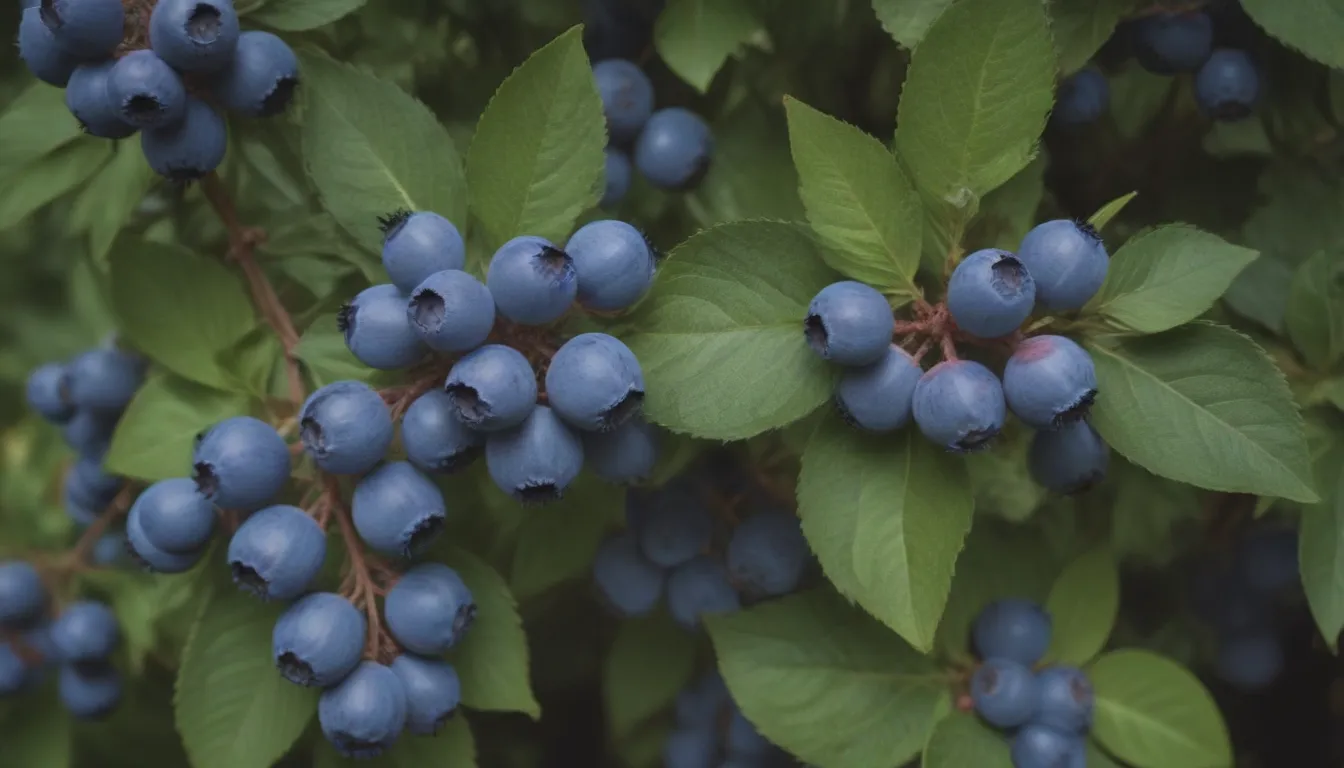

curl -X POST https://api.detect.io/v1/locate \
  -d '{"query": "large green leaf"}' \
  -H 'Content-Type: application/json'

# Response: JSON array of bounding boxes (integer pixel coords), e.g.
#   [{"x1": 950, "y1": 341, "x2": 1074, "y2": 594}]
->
[
  {"x1": 602, "y1": 614, "x2": 699, "y2": 741},
  {"x1": 922, "y1": 711, "x2": 1012, "y2": 768},
  {"x1": 654, "y1": 0, "x2": 762, "y2": 92},
  {"x1": 0, "y1": 138, "x2": 112, "y2": 230},
  {"x1": 0, "y1": 82, "x2": 85, "y2": 175},
  {"x1": 706, "y1": 590, "x2": 947, "y2": 768},
  {"x1": 510, "y1": 476, "x2": 623, "y2": 600},
  {"x1": 1, "y1": 695, "x2": 71, "y2": 768},
  {"x1": 1044, "y1": 549, "x2": 1119, "y2": 666},
  {"x1": 1285, "y1": 250, "x2": 1344, "y2": 370},
  {"x1": 1240, "y1": 0, "x2": 1344, "y2": 68},
  {"x1": 797, "y1": 418, "x2": 973, "y2": 651},
  {"x1": 625, "y1": 220, "x2": 839, "y2": 440},
  {"x1": 1086, "y1": 323, "x2": 1317, "y2": 502},
  {"x1": 104, "y1": 374, "x2": 250, "y2": 482},
  {"x1": 1051, "y1": 0, "x2": 1134, "y2": 75},
  {"x1": 312, "y1": 719, "x2": 476, "y2": 767},
  {"x1": 68, "y1": 144, "x2": 158, "y2": 265},
  {"x1": 689, "y1": 98, "x2": 804, "y2": 225},
  {"x1": 1298, "y1": 424, "x2": 1344, "y2": 650},
  {"x1": 870, "y1": 0, "x2": 955, "y2": 47},
  {"x1": 246, "y1": 0, "x2": 367, "y2": 30}
]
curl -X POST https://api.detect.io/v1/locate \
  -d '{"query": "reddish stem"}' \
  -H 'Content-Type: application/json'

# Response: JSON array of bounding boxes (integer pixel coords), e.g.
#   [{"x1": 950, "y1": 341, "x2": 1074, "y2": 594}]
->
[
  {"x1": 940, "y1": 334, "x2": 959, "y2": 362},
  {"x1": 326, "y1": 476, "x2": 394, "y2": 663},
  {"x1": 63, "y1": 485, "x2": 135, "y2": 572}
]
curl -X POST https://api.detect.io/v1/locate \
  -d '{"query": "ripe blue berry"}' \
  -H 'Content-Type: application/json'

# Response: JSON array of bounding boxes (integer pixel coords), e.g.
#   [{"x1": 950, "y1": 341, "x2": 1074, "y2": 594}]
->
[
  {"x1": 667, "y1": 556, "x2": 741, "y2": 630},
  {"x1": 50, "y1": 600, "x2": 119, "y2": 663},
  {"x1": 272, "y1": 592, "x2": 365, "y2": 688},
  {"x1": 407, "y1": 270, "x2": 496, "y2": 353},
  {"x1": 602, "y1": 147, "x2": 632, "y2": 208},
  {"x1": 379, "y1": 211, "x2": 467, "y2": 295},
  {"x1": 912, "y1": 360, "x2": 1006, "y2": 452},
  {"x1": 637, "y1": 483, "x2": 713, "y2": 568},
  {"x1": 300, "y1": 381, "x2": 394, "y2": 475},
  {"x1": 318, "y1": 661, "x2": 408, "y2": 759},
  {"x1": 58, "y1": 662, "x2": 122, "y2": 720},
  {"x1": 61, "y1": 409, "x2": 117, "y2": 458},
  {"x1": 486, "y1": 236, "x2": 578, "y2": 325},
  {"x1": 1011, "y1": 724, "x2": 1086, "y2": 768},
  {"x1": 1055, "y1": 67, "x2": 1109, "y2": 127},
  {"x1": 39, "y1": 0, "x2": 124, "y2": 58},
  {"x1": 1017, "y1": 219, "x2": 1109, "y2": 311},
  {"x1": 66, "y1": 347, "x2": 143, "y2": 413},
  {"x1": 68, "y1": 456, "x2": 121, "y2": 510},
  {"x1": 1134, "y1": 11, "x2": 1213, "y2": 74},
  {"x1": 947, "y1": 249, "x2": 1036, "y2": 339},
  {"x1": 663, "y1": 726, "x2": 717, "y2": 768},
  {"x1": 565, "y1": 220, "x2": 656, "y2": 311},
  {"x1": 593, "y1": 59, "x2": 654, "y2": 143},
  {"x1": 216, "y1": 30, "x2": 299, "y2": 116},
  {"x1": 583, "y1": 416, "x2": 660, "y2": 483},
  {"x1": 65, "y1": 61, "x2": 136, "y2": 139},
  {"x1": 384, "y1": 563, "x2": 475, "y2": 656},
  {"x1": 352, "y1": 461, "x2": 447, "y2": 558},
  {"x1": 971, "y1": 658, "x2": 1038, "y2": 728},
  {"x1": 227, "y1": 505, "x2": 327, "y2": 601},
  {"x1": 401, "y1": 390, "x2": 484, "y2": 474},
  {"x1": 92, "y1": 532, "x2": 126, "y2": 566},
  {"x1": 444, "y1": 344, "x2": 538, "y2": 432},
  {"x1": 635, "y1": 107, "x2": 714, "y2": 190},
  {"x1": 805, "y1": 281, "x2": 892, "y2": 367},
  {"x1": 973, "y1": 598, "x2": 1052, "y2": 666},
  {"x1": 0, "y1": 643, "x2": 31, "y2": 695},
  {"x1": 149, "y1": 0, "x2": 240, "y2": 73},
  {"x1": 726, "y1": 509, "x2": 808, "y2": 599},
  {"x1": 1035, "y1": 666, "x2": 1094, "y2": 733},
  {"x1": 389, "y1": 654, "x2": 461, "y2": 736},
  {"x1": 18, "y1": 8, "x2": 79, "y2": 87},
  {"x1": 140, "y1": 97, "x2": 228, "y2": 181},
  {"x1": 107, "y1": 50, "x2": 187, "y2": 129},
  {"x1": 675, "y1": 672, "x2": 728, "y2": 727},
  {"x1": 485, "y1": 405, "x2": 584, "y2": 504},
  {"x1": 1195, "y1": 49, "x2": 1260, "y2": 121},
  {"x1": 1237, "y1": 526, "x2": 1299, "y2": 596},
  {"x1": 338, "y1": 284, "x2": 427, "y2": 370},
  {"x1": 834, "y1": 344, "x2": 922, "y2": 432},
  {"x1": 1216, "y1": 629, "x2": 1283, "y2": 691},
  {"x1": 1190, "y1": 561, "x2": 1273, "y2": 633},
  {"x1": 125, "y1": 503, "x2": 204, "y2": 574},
  {"x1": 1028, "y1": 420, "x2": 1110, "y2": 494},
  {"x1": 1003, "y1": 336, "x2": 1097, "y2": 430},
  {"x1": 26, "y1": 362, "x2": 74, "y2": 424},
  {"x1": 129, "y1": 477, "x2": 216, "y2": 555},
  {"x1": 546, "y1": 333, "x2": 645, "y2": 432},
  {"x1": 0, "y1": 561, "x2": 46, "y2": 628},
  {"x1": 193, "y1": 416, "x2": 291, "y2": 511},
  {"x1": 593, "y1": 532, "x2": 665, "y2": 616}
]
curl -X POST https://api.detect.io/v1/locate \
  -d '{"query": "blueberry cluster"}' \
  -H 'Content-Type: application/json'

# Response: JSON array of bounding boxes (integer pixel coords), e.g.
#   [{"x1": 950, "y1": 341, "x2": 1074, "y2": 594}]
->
[
  {"x1": 341, "y1": 210, "x2": 661, "y2": 501},
  {"x1": 17, "y1": 0, "x2": 299, "y2": 181},
  {"x1": 592, "y1": 59, "x2": 715, "y2": 207},
  {"x1": 807, "y1": 219, "x2": 1111, "y2": 493},
  {"x1": 969, "y1": 599, "x2": 1094, "y2": 768},
  {"x1": 665, "y1": 671, "x2": 790, "y2": 768},
  {"x1": 0, "y1": 562, "x2": 124, "y2": 719}
]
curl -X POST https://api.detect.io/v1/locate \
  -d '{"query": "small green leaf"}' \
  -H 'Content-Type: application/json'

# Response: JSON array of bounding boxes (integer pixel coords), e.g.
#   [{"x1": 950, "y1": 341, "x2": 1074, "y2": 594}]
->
[
  {"x1": 313, "y1": 719, "x2": 476, "y2": 767},
  {"x1": 510, "y1": 476, "x2": 623, "y2": 600},
  {"x1": 1299, "y1": 427, "x2": 1344, "y2": 651},
  {"x1": 246, "y1": 0, "x2": 367, "y2": 29},
  {"x1": 1285, "y1": 250, "x2": 1344, "y2": 370},
  {"x1": 1088, "y1": 649, "x2": 1233, "y2": 768},
  {"x1": 0, "y1": 138, "x2": 112, "y2": 230},
  {"x1": 870, "y1": 0, "x2": 955, "y2": 47},
  {"x1": 922, "y1": 711, "x2": 1012, "y2": 768},
  {"x1": 1051, "y1": 0, "x2": 1134, "y2": 75},
  {"x1": 1087, "y1": 191, "x2": 1137, "y2": 231},
  {"x1": 104, "y1": 373, "x2": 249, "y2": 483},
  {"x1": 1044, "y1": 549, "x2": 1119, "y2": 666},
  {"x1": 0, "y1": 81, "x2": 84, "y2": 175},
  {"x1": 603, "y1": 613, "x2": 699, "y2": 741},
  {"x1": 1239, "y1": 0, "x2": 1344, "y2": 68},
  {"x1": 706, "y1": 590, "x2": 947, "y2": 768},
  {"x1": 1223, "y1": 256, "x2": 1293, "y2": 334},
  {"x1": 68, "y1": 144, "x2": 157, "y2": 265},
  {"x1": 654, "y1": 0, "x2": 762, "y2": 92}
]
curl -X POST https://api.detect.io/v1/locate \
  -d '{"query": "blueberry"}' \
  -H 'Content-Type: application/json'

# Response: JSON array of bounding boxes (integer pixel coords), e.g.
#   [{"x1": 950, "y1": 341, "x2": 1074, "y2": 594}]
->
[
  {"x1": 805, "y1": 281, "x2": 892, "y2": 366},
  {"x1": 565, "y1": 220, "x2": 656, "y2": 311},
  {"x1": 215, "y1": 30, "x2": 299, "y2": 116},
  {"x1": 1035, "y1": 666, "x2": 1094, "y2": 733},
  {"x1": 68, "y1": 455, "x2": 121, "y2": 509},
  {"x1": 92, "y1": 532, "x2": 126, "y2": 566},
  {"x1": 1134, "y1": 11, "x2": 1213, "y2": 74},
  {"x1": 667, "y1": 556, "x2": 741, "y2": 630},
  {"x1": 338, "y1": 284, "x2": 427, "y2": 370},
  {"x1": 970, "y1": 658, "x2": 1038, "y2": 728},
  {"x1": 637, "y1": 482, "x2": 713, "y2": 568},
  {"x1": 58, "y1": 662, "x2": 121, "y2": 720},
  {"x1": 1237, "y1": 527, "x2": 1299, "y2": 596},
  {"x1": 1011, "y1": 724, "x2": 1086, "y2": 768},
  {"x1": 26, "y1": 362, "x2": 74, "y2": 424},
  {"x1": 1055, "y1": 67, "x2": 1109, "y2": 127},
  {"x1": 38, "y1": 0, "x2": 123, "y2": 58},
  {"x1": 66, "y1": 493, "x2": 100, "y2": 528},
  {"x1": 407, "y1": 270, "x2": 496, "y2": 353},
  {"x1": 726, "y1": 509, "x2": 808, "y2": 600},
  {"x1": 149, "y1": 0, "x2": 240, "y2": 73},
  {"x1": 675, "y1": 672, "x2": 728, "y2": 727},
  {"x1": 546, "y1": 333, "x2": 645, "y2": 432},
  {"x1": 583, "y1": 416, "x2": 659, "y2": 483},
  {"x1": 128, "y1": 477, "x2": 216, "y2": 555},
  {"x1": 23, "y1": 623, "x2": 62, "y2": 667},
  {"x1": 0, "y1": 562, "x2": 46, "y2": 628},
  {"x1": 193, "y1": 416, "x2": 291, "y2": 511},
  {"x1": 1195, "y1": 49, "x2": 1260, "y2": 121},
  {"x1": 318, "y1": 661, "x2": 407, "y2": 759},
  {"x1": 1028, "y1": 420, "x2": 1110, "y2": 494},
  {"x1": 379, "y1": 211, "x2": 467, "y2": 295},
  {"x1": 593, "y1": 59, "x2": 654, "y2": 143},
  {"x1": 948, "y1": 249, "x2": 1036, "y2": 339},
  {"x1": 485, "y1": 405, "x2": 584, "y2": 504},
  {"x1": 352, "y1": 461, "x2": 447, "y2": 558},
  {"x1": 911, "y1": 360, "x2": 1006, "y2": 452},
  {"x1": 1216, "y1": 629, "x2": 1283, "y2": 691},
  {"x1": 1003, "y1": 336, "x2": 1097, "y2": 430},
  {"x1": 663, "y1": 726, "x2": 718, "y2": 768},
  {"x1": 592, "y1": 532, "x2": 665, "y2": 616},
  {"x1": 299, "y1": 381, "x2": 394, "y2": 475},
  {"x1": 18, "y1": 8, "x2": 79, "y2": 87},
  {"x1": 124, "y1": 502, "x2": 204, "y2": 574},
  {"x1": 1189, "y1": 561, "x2": 1273, "y2": 633},
  {"x1": 50, "y1": 600, "x2": 118, "y2": 663},
  {"x1": 834, "y1": 344, "x2": 922, "y2": 432},
  {"x1": 140, "y1": 97, "x2": 227, "y2": 181},
  {"x1": 602, "y1": 147, "x2": 632, "y2": 208},
  {"x1": 634, "y1": 107, "x2": 714, "y2": 190},
  {"x1": 1016, "y1": 220, "x2": 1109, "y2": 311},
  {"x1": 61, "y1": 409, "x2": 117, "y2": 458},
  {"x1": 107, "y1": 50, "x2": 187, "y2": 129},
  {"x1": 443, "y1": 344, "x2": 537, "y2": 432},
  {"x1": 401, "y1": 390, "x2": 484, "y2": 474},
  {"x1": 66, "y1": 61, "x2": 136, "y2": 139},
  {"x1": 226, "y1": 505, "x2": 326, "y2": 601},
  {"x1": 384, "y1": 563, "x2": 475, "y2": 656},
  {"x1": 973, "y1": 599, "x2": 1052, "y2": 666},
  {"x1": 486, "y1": 236, "x2": 578, "y2": 325},
  {"x1": 66, "y1": 347, "x2": 143, "y2": 413},
  {"x1": 0, "y1": 643, "x2": 31, "y2": 695},
  {"x1": 272, "y1": 592, "x2": 366, "y2": 688},
  {"x1": 389, "y1": 654, "x2": 461, "y2": 736}
]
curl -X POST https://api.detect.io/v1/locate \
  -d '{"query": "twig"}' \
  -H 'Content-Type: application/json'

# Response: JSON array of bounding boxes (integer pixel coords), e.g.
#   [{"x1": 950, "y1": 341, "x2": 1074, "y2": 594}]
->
[
  {"x1": 64, "y1": 485, "x2": 135, "y2": 569},
  {"x1": 326, "y1": 475, "x2": 391, "y2": 663}
]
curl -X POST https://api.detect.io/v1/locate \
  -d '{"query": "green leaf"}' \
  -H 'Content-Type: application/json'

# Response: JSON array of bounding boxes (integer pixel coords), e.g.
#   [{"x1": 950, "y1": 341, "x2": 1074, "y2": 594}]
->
[
  {"x1": 0, "y1": 138, "x2": 112, "y2": 230},
  {"x1": 603, "y1": 613, "x2": 699, "y2": 741},
  {"x1": 1051, "y1": 0, "x2": 1134, "y2": 75},
  {"x1": 894, "y1": 0, "x2": 1055, "y2": 203},
  {"x1": 0, "y1": 695, "x2": 71, "y2": 768},
  {"x1": 965, "y1": 155, "x2": 1046, "y2": 252},
  {"x1": 1088, "y1": 650, "x2": 1233, "y2": 768},
  {"x1": 104, "y1": 373, "x2": 249, "y2": 482},
  {"x1": 247, "y1": 0, "x2": 367, "y2": 30},
  {"x1": 1087, "y1": 225, "x2": 1259, "y2": 334},
  {"x1": 922, "y1": 711, "x2": 1012, "y2": 768},
  {"x1": 1087, "y1": 191, "x2": 1137, "y2": 231},
  {"x1": 466, "y1": 26, "x2": 605, "y2": 250},
  {"x1": 625, "y1": 220, "x2": 839, "y2": 440},
  {"x1": 706, "y1": 590, "x2": 947, "y2": 768},
  {"x1": 784, "y1": 97, "x2": 922, "y2": 291},
  {"x1": 1044, "y1": 549, "x2": 1119, "y2": 666},
  {"x1": 299, "y1": 50, "x2": 468, "y2": 257},
  {"x1": 175, "y1": 584, "x2": 318, "y2": 768},
  {"x1": 654, "y1": 0, "x2": 762, "y2": 92},
  {"x1": 109, "y1": 239, "x2": 257, "y2": 389},
  {"x1": 1298, "y1": 427, "x2": 1344, "y2": 651},
  {"x1": 1087, "y1": 324, "x2": 1316, "y2": 502},
  {"x1": 442, "y1": 548, "x2": 541, "y2": 719},
  {"x1": 797, "y1": 418, "x2": 973, "y2": 651},
  {"x1": 1108, "y1": 61, "x2": 1172, "y2": 140},
  {"x1": 1285, "y1": 250, "x2": 1344, "y2": 370},
  {"x1": 1223, "y1": 255, "x2": 1293, "y2": 334},
  {"x1": 296, "y1": 314, "x2": 402, "y2": 389},
  {"x1": 313, "y1": 719, "x2": 476, "y2": 767},
  {"x1": 510, "y1": 476, "x2": 623, "y2": 600},
  {"x1": 1109, "y1": 461, "x2": 1200, "y2": 567},
  {"x1": 68, "y1": 144, "x2": 158, "y2": 265},
  {"x1": 1239, "y1": 0, "x2": 1344, "y2": 68},
  {"x1": 687, "y1": 98, "x2": 804, "y2": 226},
  {"x1": 0, "y1": 82, "x2": 84, "y2": 175},
  {"x1": 870, "y1": 0, "x2": 955, "y2": 48}
]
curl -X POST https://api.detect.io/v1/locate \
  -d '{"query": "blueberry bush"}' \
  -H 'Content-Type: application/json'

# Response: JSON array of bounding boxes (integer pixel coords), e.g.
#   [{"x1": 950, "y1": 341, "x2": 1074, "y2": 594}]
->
[{"x1": 2, "y1": 0, "x2": 1344, "y2": 766}]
